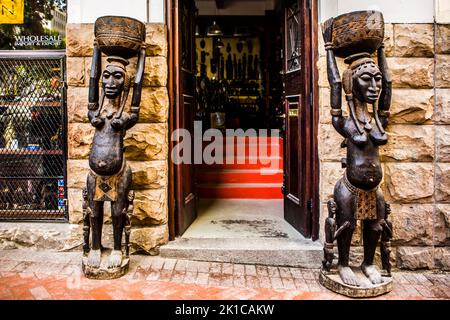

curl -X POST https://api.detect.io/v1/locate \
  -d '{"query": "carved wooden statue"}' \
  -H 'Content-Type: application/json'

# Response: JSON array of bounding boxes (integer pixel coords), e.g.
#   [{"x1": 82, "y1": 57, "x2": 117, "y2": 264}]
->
[
  {"x1": 320, "y1": 11, "x2": 393, "y2": 295},
  {"x1": 82, "y1": 16, "x2": 146, "y2": 278}
]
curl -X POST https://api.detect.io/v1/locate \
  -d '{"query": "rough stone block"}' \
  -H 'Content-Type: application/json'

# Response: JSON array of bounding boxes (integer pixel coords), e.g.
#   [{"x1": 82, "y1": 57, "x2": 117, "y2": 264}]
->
[
  {"x1": 435, "y1": 89, "x2": 450, "y2": 124},
  {"x1": 318, "y1": 123, "x2": 346, "y2": 162},
  {"x1": 130, "y1": 224, "x2": 169, "y2": 254},
  {"x1": 66, "y1": 23, "x2": 94, "y2": 57},
  {"x1": 124, "y1": 123, "x2": 168, "y2": 161},
  {"x1": 317, "y1": 56, "x2": 329, "y2": 88},
  {"x1": 396, "y1": 246, "x2": 433, "y2": 270},
  {"x1": 68, "y1": 123, "x2": 94, "y2": 160},
  {"x1": 132, "y1": 189, "x2": 168, "y2": 226},
  {"x1": 67, "y1": 160, "x2": 90, "y2": 189},
  {"x1": 0, "y1": 224, "x2": 69, "y2": 250},
  {"x1": 394, "y1": 24, "x2": 434, "y2": 57},
  {"x1": 145, "y1": 23, "x2": 168, "y2": 56},
  {"x1": 380, "y1": 125, "x2": 434, "y2": 162},
  {"x1": 351, "y1": 221, "x2": 362, "y2": 246},
  {"x1": 139, "y1": 87, "x2": 169, "y2": 123},
  {"x1": 347, "y1": 245, "x2": 396, "y2": 268},
  {"x1": 390, "y1": 89, "x2": 434, "y2": 124},
  {"x1": 143, "y1": 56, "x2": 167, "y2": 87},
  {"x1": 436, "y1": 163, "x2": 450, "y2": 201},
  {"x1": 129, "y1": 160, "x2": 167, "y2": 190},
  {"x1": 434, "y1": 247, "x2": 450, "y2": 270},
  {"x1": 434, "y1": 204, "x2": 450, "y2": 246},
  {"x1": 436, "y1": 54, "x2": 450, "y2": 88},
  {"x1": 66, "y1": 57, "x2": 86, "y2": 87},
  {"x1": 319, "y1": 88, "x2": 331, "y2": 124},
  {"x1": 320, "y1": 162, "x2": 344, "y2": 203},
  {"x1": 317, "y1": 55, "x2": 346, "y2": 89},
  {"x1": 318, "y1": 25, "x2": 325, "y2": 58},
  {"x1": 68, "y1": 188, "x2": 83, "y2": 224},
  {"x1": 390, "y1": 204, "x2": 433, "y2": 245},
  {"x1": 436, "y1": 125, "x2": 450, "y2": 161},
  {"x1": 383, "y1": 23, "x2": 394, "y2": 57},
  {"x1": 67, "y1": 86, "x2": 89, "y2": 123},
  {"x1": 319, "y1": 89, "x2": 348, "y2": 124},
  {"x1": 436, "y1": 24, "x2": 450, "y2": 54},
  {"x1": 387, "y1": 57, "x2": 433, "y2": 89},
  {"x1": 384, "y1": 163, "x2": 434, "y2": 203}
]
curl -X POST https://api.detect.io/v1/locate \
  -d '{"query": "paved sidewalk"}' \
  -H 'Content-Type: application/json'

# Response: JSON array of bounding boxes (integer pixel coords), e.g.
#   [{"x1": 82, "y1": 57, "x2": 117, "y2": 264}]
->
[{"x1": 0, "y1": 249, "x2": 448, "y2": 300}]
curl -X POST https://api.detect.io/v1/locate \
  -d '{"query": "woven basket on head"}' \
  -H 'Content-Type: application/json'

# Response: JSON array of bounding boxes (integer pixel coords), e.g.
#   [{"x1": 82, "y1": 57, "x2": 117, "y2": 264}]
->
[
  {"x1": 94, "y1": 16, "x2": 146, "y2": 59},
  {"x1": 324, "y1": 10, "x2": 384, "y2": 58}
]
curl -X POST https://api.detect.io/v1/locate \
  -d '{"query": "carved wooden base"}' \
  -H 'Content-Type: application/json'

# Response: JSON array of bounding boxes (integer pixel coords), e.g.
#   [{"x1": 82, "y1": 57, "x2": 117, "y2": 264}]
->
[
  {"x1": 82, "y1": 249, "x2": 129, "y2": 280},
  {"x1": 319, "y1": 267, "x2": 392, "y2": 298}
]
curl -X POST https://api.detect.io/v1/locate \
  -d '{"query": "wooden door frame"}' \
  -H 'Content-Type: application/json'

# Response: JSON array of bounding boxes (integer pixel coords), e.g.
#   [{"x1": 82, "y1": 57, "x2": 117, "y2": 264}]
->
[
  {"x1": 310, "y1": 0, "x2": 320, "y2": 241},
  {"x1": 167, "y1": 0, "x2": 176, "y2": 240},
  {"x1": 166, "y1": 0, "x2": 320, "y2": 241}
]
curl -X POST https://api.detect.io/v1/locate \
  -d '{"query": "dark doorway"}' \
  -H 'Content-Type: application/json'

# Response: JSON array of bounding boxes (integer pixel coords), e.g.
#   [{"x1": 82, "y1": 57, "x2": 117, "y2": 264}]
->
[{"x1": 169, "y1": 0, "x2": 319, "y2": 240}]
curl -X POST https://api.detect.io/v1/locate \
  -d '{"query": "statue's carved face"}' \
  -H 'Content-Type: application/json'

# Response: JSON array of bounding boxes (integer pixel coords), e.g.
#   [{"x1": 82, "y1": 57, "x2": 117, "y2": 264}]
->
[
  {"x1": 352, "y1": 62, "x2": 382, "y2": 104},
  {"x1": 102, "y1": 65, "x2": 125, "y2": 99}
]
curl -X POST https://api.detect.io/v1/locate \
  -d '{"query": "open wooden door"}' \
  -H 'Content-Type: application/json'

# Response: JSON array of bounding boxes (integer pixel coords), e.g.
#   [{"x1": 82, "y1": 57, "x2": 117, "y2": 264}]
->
[
  {"x1": 282, "y1": 0, "x2": 316, "y2": 238},
  {"x1": 173, "y1": 0, "x2": 197, "y2": 235}
]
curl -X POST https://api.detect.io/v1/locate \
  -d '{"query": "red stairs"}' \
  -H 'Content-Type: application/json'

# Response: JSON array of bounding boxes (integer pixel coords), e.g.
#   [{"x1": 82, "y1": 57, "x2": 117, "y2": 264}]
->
[{"x1": 196, "y1": 137, "x2": 283, "y2": 199}]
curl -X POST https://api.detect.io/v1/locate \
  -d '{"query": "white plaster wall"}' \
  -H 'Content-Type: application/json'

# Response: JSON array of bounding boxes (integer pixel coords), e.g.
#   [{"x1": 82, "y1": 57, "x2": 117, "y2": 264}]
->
[
  {"x1": 149, "y1": 0, "x2": 165, "y2": 23},
  {"x1": 67, "y1": 0, "x2": 165, "y2": 23},
  {"x1": 319, "y1": 0, "x2": 435, "y2": 23},
  {"x1": 436, "y1": 0, "x2": 450, "y2": 23}
]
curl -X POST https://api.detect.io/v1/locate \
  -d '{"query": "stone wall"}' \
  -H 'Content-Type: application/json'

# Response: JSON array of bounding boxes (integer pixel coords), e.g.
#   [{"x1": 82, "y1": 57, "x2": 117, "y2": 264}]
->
[
  {"x1": 317, "y1": 23, "x2": 450, "y2": 270},
  {"x1": 65, "y1": 23, "x2": 169, "y2": 254}
]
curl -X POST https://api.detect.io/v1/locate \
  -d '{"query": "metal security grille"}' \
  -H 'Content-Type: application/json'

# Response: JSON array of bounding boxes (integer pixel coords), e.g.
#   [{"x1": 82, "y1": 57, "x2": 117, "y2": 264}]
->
[{"x1": 0, "y1": 51, "x2": 67, "y2": 220}]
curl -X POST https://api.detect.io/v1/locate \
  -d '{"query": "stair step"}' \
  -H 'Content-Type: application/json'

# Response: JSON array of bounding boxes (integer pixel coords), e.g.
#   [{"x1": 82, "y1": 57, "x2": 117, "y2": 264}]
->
[
  {"x1": 197, "y1": 169, "x2": 283, "y2": 184},
  {"x1": 197, "y1": 183, "x2": 283, "y2": 199},
  {"x1": 160, "y1": 237, "x2": 322, "y2": 268},
  {"x1": 198, "y1": 156, "x2": 283, "y2": 170},
  {"x1": 222, "y1": 144, "x2": 282, "y2": 157},
  {"x1": 202, "y1": 136, "x2": 282, "y2": 144}
]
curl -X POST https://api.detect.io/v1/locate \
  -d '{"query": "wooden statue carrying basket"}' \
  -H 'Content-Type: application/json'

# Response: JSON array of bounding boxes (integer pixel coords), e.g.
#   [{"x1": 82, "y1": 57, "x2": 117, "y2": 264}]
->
[
  {"x1": 94, "y1": 16, "x2": 146, "y2": 59},
  {"x1": 324, "y1": 10, "x2": 384, "y2": 58}
]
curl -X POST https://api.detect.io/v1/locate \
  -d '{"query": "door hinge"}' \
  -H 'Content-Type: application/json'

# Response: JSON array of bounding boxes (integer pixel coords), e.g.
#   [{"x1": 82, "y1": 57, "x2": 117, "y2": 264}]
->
[
  {"x1": 307, "y1": 198, "x2": 313, "y2": 211},
  {"x1": 307, "y1": 0, "x2": 312, "y2": 11},
  {"x1": 309, "y1": 92, "x2": 313, "y2": 108}
]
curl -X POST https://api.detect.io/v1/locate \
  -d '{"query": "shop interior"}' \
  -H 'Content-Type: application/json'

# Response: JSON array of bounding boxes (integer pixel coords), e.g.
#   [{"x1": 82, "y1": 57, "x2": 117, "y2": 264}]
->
[{"x1": 194, "y1": 15, "x2": 284, "y2": 132}]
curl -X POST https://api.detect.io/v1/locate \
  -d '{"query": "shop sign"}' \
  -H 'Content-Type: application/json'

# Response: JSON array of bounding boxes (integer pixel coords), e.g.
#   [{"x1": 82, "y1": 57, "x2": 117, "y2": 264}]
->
[
  {"x1": 0, "y1": 0, "x2": 24, "y2": 24},
  {"x1": 14, "y1": 34, "x2": 63, "y2": 47}
]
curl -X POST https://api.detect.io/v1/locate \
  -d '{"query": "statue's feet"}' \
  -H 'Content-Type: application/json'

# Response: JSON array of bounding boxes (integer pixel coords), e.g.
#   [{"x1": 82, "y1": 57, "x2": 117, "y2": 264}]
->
[
  {"x1": 87, "y1": 249, "x2": 101, "y2": 268},
  {"x1": 108, "y1": 250, "x2": 123, "y2": 268},
  {"x1": 338, "y1": 265, "x2": 360, "y2": 287},
  {"x1": 361, "y1": 263, "x2": 383, "y2": 284}
]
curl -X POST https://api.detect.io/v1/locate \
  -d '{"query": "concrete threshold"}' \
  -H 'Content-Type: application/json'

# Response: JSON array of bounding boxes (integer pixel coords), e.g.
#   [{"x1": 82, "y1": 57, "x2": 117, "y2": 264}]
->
[
  {"x1": 160, "y1": 199, "x2": 323, "y2": 268},
  {"x1": 160, "y1": 237, "x2": 323, "y2": 268}
]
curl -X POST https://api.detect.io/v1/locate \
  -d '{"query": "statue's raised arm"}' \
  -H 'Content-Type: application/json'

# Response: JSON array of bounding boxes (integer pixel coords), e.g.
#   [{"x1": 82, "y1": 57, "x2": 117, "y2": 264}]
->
[
  {"x1": 377, "y1": 44, "x2": 391, "y2": 129},
  {"x1": 88, "y1": 41, "x2": 104, "y2": 127},
  {"x1": 323, "y1": 18, "x2": 346, "y2": 138}
]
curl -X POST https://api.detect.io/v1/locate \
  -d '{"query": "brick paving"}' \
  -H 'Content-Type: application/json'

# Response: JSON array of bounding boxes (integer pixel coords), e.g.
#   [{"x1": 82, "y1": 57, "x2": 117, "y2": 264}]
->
[{"x1": 0, "y1": 249, "x2": 448, "y2": 300}]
